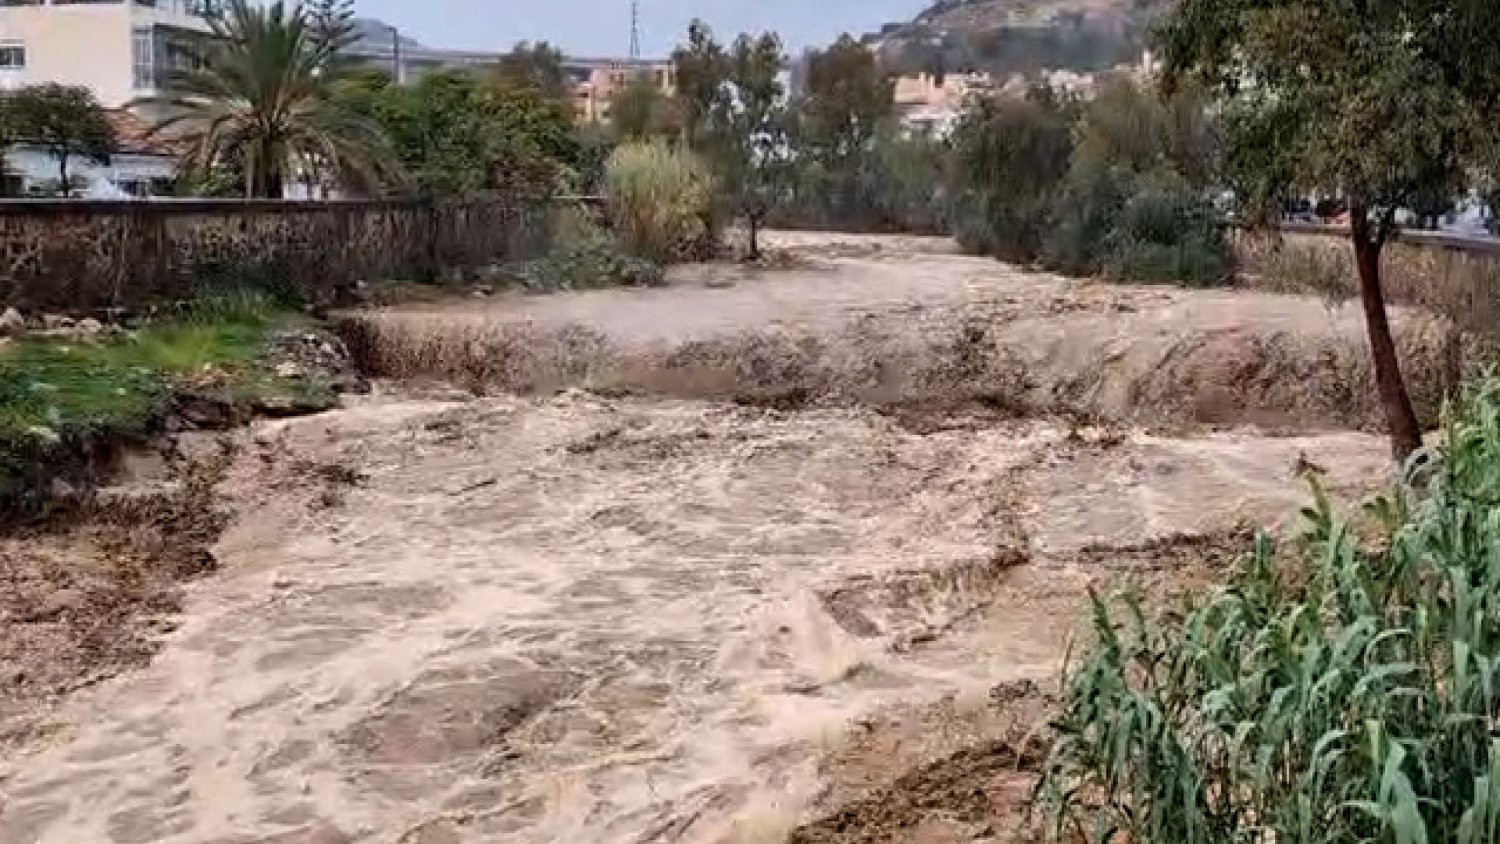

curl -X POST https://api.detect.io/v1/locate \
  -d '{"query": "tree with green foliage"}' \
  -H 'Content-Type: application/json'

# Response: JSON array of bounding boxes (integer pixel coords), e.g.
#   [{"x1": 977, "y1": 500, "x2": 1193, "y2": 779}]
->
[
  {"x1": 1072, "y1": 75, "x2": 1217, "y2": 191},
  {"x1": 335, "y1": 68, "x2": 578, "y2": 198},
  {"x1": 495, "y1": 41, "x2": 570, "y2": 101},
  {"x1": 792, "y1": 35, "x2": 896, "y2": 227},
  {"x1": 949, "y1": 85, "x2": 1076, "y2": 261},
  {"x1": 142, "y1": 0, "x2": 399, "y2": 198},
  {"x1": 799, "y1": 35, "x2": 894, "y2": 165},
  {"x1": 1043, "y1": 75, "x2": 1224, "y2": 282},
  {"x1": 670, "y1": 20, "x2": 729, "y2": 147},
  {"x1": 858, "y1": 127, "x2": 949, "y2": 234},
  {"x1": 5, "y1": 84, "x2": 116, "y2": 195},
  {"x1": 705, "y1": 31, "x2": 788, "y2": 259},
  {"x1": 304, "y1": 0, "x2": 354, "y2": 60},
  {"x1": 609, "y1": 76, "x2": 674, "y2": 141},
  {"x1": 1160, "y1": 0, "x2": 1500, "y2": 460}
]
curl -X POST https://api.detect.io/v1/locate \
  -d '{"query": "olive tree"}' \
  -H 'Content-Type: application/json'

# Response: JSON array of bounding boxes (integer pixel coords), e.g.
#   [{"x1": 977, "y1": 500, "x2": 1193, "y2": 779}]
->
[{"x1": 1160, "y1": 0, "x2": 1500, "y2": 460}]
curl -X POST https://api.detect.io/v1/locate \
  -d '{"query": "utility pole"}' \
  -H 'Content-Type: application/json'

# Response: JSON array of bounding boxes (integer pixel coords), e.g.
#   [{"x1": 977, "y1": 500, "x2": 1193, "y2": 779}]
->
[
  {"x1": 391, "y1": 24, "x2": 403, "y2": 84},
  {"x1": 629, "y1": 0, "x2": 641, "y2": 61}
]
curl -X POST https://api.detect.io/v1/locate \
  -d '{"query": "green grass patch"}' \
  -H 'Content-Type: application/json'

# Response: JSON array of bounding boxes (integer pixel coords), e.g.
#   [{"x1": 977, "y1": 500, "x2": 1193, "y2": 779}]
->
[{"x1": 0, "y1": 296, "x2": 331, "y2": 515}]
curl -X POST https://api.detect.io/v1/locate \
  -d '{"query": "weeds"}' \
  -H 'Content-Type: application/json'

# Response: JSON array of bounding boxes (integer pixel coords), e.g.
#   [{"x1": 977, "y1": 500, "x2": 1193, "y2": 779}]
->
[
  {"x1": 0, "y1": 303, "x2": 331, "y2": 515},
  {"x1": 504, "y1": 207, "x2": 664, "y2": 291},
  {"x1": 1040, "y1": 378, "x2": 1500, "y2": 843}
]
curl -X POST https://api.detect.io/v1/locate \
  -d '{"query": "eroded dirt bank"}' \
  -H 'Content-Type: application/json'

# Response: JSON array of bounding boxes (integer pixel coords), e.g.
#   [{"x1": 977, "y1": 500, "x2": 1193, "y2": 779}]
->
[
  {"x1": 0, "y1": 234, "x2": 1416, "y2": 843},
  {"x1": 346, "y1": 232, "x2": 1459, "y2": 433}
]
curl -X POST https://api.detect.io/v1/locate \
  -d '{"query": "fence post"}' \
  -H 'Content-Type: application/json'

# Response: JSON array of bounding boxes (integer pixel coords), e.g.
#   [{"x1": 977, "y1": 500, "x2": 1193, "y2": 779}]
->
[{"x1": 423, "y1": 198, "x2": 441, "y2": 283}]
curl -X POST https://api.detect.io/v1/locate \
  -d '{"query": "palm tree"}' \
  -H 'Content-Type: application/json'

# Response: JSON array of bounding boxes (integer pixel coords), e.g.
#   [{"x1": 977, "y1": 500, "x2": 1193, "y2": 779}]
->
[{"x1": 139, "y1": 0, "x2": 401, "y2": 198}]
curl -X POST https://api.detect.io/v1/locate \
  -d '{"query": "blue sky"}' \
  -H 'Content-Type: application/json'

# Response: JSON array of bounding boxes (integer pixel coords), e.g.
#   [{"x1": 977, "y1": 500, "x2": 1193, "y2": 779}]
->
[{"x1": 351, "y1": 0, "x2": 928, "y2": 58}]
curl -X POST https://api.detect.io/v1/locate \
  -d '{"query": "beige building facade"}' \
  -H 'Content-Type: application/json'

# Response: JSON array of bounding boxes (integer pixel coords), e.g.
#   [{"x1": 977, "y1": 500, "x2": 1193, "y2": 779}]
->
[
  {"x1": 0, "y1": 0, "x2": 214, "y2": 108},
  {"x1": 568, "y1": 59, "x2": 675, "y2": 124},
  {"x1": 892, "y1": 70, "x2": 994, "y2": 135}
]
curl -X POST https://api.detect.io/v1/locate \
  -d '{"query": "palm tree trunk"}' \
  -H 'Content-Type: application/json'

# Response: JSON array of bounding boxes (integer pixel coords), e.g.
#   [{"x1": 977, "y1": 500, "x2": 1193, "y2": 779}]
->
[{"x1": 1350, "y1": 202, "x2": 1422, "y2": 462}]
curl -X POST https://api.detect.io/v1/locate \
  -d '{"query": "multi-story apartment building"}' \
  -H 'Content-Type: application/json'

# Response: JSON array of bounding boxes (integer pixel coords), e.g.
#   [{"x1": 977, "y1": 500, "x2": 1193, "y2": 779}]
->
[
  {"x1": 0, "y1": 0, "x2": 218, "y2": 108},
  {"x1": 567, "y1": 59, "x2": 675, "y2": 124}
]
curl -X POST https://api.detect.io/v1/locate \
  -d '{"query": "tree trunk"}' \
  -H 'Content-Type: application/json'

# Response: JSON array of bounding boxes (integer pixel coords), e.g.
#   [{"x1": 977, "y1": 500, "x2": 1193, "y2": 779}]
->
[
  {"x1": 57, "y1": 154, "x2": 69, "y2": 197},
  {"x1": 1350, "y1": 206, "x2": 1423, "y2": 461},
  {"x1": 255, "y1": 162, "x2": 284, "y2": 199},
  {"x1": 748, "y1": 212, "x2": 761, "y2": 261}
]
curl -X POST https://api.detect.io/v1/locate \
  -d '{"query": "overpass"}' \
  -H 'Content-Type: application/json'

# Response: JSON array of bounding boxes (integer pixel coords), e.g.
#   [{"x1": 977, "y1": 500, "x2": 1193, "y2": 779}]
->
[{"x1": 344, "y1": 18, "x2": 669, "y2": 84}]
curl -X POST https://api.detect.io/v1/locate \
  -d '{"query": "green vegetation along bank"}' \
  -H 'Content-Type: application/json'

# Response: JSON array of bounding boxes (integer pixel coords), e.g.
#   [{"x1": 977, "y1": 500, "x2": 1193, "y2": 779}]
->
[{"x1": 0, "y1": 298, "x2": 348, "y2": 517}]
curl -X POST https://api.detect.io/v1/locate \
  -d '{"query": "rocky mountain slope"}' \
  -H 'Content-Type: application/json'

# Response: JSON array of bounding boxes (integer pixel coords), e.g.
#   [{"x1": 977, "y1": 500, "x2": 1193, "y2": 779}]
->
[{"x1": 867, "y1": 0, "x2": 1174, "y2": 77}]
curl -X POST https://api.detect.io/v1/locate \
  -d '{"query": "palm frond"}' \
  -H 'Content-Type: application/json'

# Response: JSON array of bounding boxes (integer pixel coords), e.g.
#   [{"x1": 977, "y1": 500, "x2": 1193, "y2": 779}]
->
[{"x1": 134, "y1": 0, "x2": 404, "y2": 197}]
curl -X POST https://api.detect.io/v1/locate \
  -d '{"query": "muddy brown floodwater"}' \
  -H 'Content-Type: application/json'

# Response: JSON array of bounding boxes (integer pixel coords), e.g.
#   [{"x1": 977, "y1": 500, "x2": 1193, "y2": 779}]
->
[{"x1": 1, "y1": 233, "x2": 1411, "y2": 843}]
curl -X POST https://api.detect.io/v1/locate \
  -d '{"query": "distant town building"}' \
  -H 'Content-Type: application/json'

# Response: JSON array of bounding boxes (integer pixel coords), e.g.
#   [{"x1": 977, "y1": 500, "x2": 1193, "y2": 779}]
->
[
  {"x1": 892, "y1": 70, "x2": 993, "y2": 136},
  {"x1": 567, "y1": 59, "x2": 676, "y2": 123}
]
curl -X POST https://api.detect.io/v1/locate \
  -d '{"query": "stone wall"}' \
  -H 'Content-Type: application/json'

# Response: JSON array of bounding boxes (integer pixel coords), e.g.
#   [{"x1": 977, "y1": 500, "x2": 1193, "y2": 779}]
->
[
  {"x1": 1232, "y1": 225, "x2": 1500, "y2": 338},
  {"x1": 0, "y1": 197, "x2": 552, "y2": 313}
]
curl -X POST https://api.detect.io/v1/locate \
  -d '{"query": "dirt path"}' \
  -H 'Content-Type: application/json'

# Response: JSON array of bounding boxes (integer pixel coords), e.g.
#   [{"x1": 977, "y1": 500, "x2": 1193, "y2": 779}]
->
[{"x1": 0, "y1": 234, "x2": 1405, "y2": 843}]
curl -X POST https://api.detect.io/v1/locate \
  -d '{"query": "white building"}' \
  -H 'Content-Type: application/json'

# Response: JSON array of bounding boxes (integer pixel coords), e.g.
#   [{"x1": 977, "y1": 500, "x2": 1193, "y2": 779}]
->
[
  {"x1": 0, "y1": 1, "x2": 216, "y2": 196},
  {"x1": 6, "y1": 109, "x2": 177, "y2": 196},
  {"x1": 0, "y1": 0, "x2": 217, "y2": 108}
]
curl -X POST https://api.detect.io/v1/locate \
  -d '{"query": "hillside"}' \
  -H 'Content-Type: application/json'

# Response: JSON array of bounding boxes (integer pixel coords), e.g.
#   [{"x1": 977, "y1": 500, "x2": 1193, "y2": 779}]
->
[{"x1": 867, "y1": 0, "x2": 1173, "y2": 78}]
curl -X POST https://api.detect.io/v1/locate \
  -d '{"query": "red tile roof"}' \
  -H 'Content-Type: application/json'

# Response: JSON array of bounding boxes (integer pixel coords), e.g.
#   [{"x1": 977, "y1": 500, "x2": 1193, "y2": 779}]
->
[{"x1": 105, "y1": 109, "x2": 181, "y2": 158}]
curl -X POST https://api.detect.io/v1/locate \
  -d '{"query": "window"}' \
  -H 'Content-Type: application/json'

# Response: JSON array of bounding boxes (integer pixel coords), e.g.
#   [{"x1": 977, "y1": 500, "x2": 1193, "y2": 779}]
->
[
  {"x1": 131, "y1": 27, "x2": 154, "y2": 89},
  {"x1": 0, "y1": 43, "x2": 24, "y2": 70}
]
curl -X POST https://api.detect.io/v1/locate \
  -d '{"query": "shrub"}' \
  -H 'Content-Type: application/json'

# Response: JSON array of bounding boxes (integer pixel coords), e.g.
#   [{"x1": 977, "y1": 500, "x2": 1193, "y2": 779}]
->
[
  {"x1": 605, "y1": 140, "x2": 717, "y2": 263},
  {"x1": 1040, "y1": 378, "x2": 1500, "y2": 844},
  {"x1": 506, "y1": 228, "x2": 664, "y2": 292},
  {"x1": 1040, "y1": 164, "x2": 1228, "y2": 286},
  {"x1": 1103, "y1": 178, "x2": 1228, "y2": 287},
  {"x1": 948, "y1": 88, "x2": 1077, "y2": 262},
  {"x1": 505, "y1": 203, "x2": 663, "y2": 291},
  {"x1": 774, "y1": 129, "x2": 951, "y2": 235},
  {"x1": 1043, "y1": 159, "x2": 1133, "y2": 275}
]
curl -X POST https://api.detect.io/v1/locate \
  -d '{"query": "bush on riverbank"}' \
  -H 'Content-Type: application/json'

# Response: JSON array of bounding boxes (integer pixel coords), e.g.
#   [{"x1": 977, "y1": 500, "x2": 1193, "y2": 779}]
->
[
  {"x1": 1041, "y1": 378, "x2": 1500, "y2": 843},
  {"x1": 503, "y1": 204, "x2": 665, "y2": 291},
  {"x1": 605, "y1": 140, "x2": 719, "y2": 263},
  {"x1": 949, "y1": 76, "x2": 1228, "y2": 288}
]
